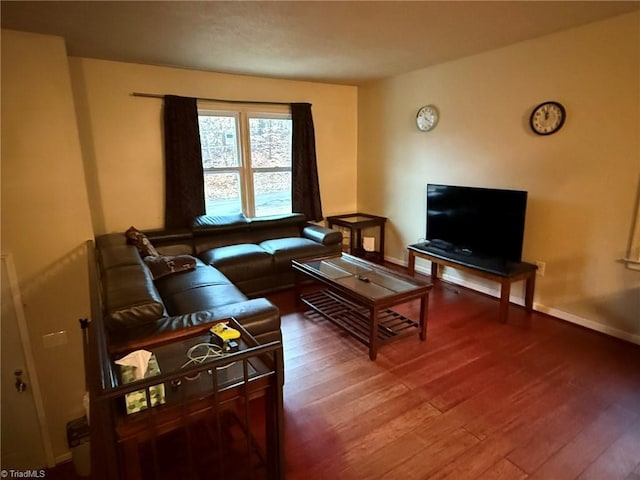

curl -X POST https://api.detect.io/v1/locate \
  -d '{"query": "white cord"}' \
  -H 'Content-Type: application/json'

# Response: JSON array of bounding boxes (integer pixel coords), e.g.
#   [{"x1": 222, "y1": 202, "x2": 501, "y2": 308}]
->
[{"x1": 181, "y1": 343, "x2": 235, "y2": 370}]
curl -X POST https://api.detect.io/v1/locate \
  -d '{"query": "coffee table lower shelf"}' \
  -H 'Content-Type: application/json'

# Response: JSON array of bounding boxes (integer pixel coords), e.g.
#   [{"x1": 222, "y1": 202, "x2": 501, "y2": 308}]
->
[{"x1": 300, "y1": 289, "x2": 420, "y2": 358}]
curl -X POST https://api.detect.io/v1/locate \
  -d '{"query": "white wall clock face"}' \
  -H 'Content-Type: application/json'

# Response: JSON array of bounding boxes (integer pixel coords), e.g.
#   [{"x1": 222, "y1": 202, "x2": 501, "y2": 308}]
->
[
  {"x1": 416, "y1": 105, "x2": 439, "y2": 132},
  {"x1": 530, "y1": 101, "x2": 566, "y2": 135}
]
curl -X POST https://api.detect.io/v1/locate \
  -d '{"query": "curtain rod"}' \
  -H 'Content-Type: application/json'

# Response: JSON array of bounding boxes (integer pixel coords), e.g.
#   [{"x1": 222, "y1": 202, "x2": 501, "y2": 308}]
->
[{"x1": 131, "y1": 92, "x2": 291, "y2": 106}]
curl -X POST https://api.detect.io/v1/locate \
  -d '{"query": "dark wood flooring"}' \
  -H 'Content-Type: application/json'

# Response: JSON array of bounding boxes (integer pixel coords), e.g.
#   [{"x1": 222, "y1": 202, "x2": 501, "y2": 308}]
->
[
  {"x1": 50, "y1": 270, "x2": 640, "y2": 479},
  {"x1": 270, "y1": 275, "x2": 640, "y2": 480}
]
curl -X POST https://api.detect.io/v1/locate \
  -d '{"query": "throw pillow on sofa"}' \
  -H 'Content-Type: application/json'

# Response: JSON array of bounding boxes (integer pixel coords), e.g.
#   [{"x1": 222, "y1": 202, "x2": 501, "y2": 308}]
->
[
  {"x1": 144, "y1": 255, "x2": 197, "y2": 280},
  {"x1": 125, "y1": 226, "x2": 160, "y2": 258}
]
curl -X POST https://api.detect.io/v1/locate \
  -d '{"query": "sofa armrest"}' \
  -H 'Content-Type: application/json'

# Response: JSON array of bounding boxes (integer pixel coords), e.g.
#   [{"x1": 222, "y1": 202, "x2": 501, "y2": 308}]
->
[
  {"x1": 107, "y1": 298, "x2": 280, "y2": 354},
  {"x1": 110, "y1": 322, "x2": 215, "y2": 353},
  {"x1": 302, "y1": 224, "x2": 343, "y2": 246}
]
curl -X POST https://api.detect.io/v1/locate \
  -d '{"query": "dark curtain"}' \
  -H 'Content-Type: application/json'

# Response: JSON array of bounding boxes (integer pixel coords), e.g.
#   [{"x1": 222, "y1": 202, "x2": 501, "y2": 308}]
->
[
  {"x1": 163, "y1": 95, "x2": 205, "y2": 229},
  {"x1": 291, "y1": 102, "x2": 323, "y2": 222}
]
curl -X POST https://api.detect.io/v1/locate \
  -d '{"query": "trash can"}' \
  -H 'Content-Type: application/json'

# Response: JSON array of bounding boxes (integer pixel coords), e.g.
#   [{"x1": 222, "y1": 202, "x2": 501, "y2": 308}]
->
[{"x1": 66, "y1": 416, "x2": 90, "y2": 477}]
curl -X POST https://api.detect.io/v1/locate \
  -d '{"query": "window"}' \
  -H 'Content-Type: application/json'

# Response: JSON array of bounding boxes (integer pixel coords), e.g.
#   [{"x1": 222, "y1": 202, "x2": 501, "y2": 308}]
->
[{"x1": 198, "y1": 105, "x2": 292, "y2": 218}]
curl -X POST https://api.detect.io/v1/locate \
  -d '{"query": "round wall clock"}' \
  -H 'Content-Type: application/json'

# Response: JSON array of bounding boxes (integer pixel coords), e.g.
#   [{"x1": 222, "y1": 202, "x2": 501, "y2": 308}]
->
[
  {"x1": 416, "y1": 105, "x2": 439, "y2": 132},
  {"x1": 530, "y1": 101, "x2": 566, "y2": 135}
]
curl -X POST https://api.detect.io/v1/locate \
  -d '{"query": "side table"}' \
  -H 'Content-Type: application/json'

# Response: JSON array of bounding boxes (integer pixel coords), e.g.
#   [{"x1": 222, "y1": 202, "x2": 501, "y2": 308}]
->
[
  {"x1": 326, "y1": 213, "x2": 387, "y2": 263},
  {"x1": 111, "y1": 318, "x2": 284, "y2": 480}
]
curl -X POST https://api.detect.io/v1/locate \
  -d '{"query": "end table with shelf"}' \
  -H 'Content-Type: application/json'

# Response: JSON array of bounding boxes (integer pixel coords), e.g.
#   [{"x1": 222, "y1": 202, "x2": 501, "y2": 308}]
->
[
  {"x1": 326, "y1": 213, "x2": 387, "y2": 263},
  {"x1": 108, "y1": 318, "x2": 284, "y2": 480}
]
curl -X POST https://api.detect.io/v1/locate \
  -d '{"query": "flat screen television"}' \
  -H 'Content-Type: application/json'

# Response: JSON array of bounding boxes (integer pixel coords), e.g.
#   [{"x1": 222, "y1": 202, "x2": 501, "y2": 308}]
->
[{"x1": 426, "y1": 184, "x2": 528, "y2": 262}]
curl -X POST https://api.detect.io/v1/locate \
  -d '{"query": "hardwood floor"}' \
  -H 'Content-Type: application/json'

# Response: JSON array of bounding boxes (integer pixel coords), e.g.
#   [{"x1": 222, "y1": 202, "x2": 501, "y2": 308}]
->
[
  {"x1": 267, "y1": 275, "x2": 640, "y2": 480},
  {"x1": 49, "y1": 272, "x2": 640, "y2": 479}
]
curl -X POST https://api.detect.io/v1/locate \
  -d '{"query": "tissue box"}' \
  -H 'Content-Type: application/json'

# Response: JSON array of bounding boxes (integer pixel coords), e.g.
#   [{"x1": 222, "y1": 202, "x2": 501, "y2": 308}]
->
[{"x1": 120, "y1": 353, "x2": 166, "y2": 414}]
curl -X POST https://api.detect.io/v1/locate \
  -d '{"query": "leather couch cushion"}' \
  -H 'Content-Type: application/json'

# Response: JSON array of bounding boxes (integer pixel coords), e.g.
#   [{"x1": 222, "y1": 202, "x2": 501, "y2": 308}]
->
[
  {"x1": 233, "y1": 271, "x2": 295, "y2": 297},
  {"x1": 96, "y1": 232, "x2": 126, "y2": 249},
  {"x1": 104, "y1": 265, "x2": 167, "y2": 331},
  {"x1": 154, "y1": 263, "x2": 231, "y2": 298},
  {"x1": 200, "y1": 243, "x2": 269, "y2": 266},
  {"x1": 260, "y1": 237, "x2": 330, "y2": 271},
  {"x1": 164, "y1": 284, "x2": 248, "y2": 315},
  {"x1": 199, "y1": 244, "x2": 274, "y2": 282},
  {"x1": 107, "y1": 298, "x2": 281, "y2": 353},
  {"x1": 192, "y1": 214, "x2": 252, "y2": 253},
  {"x1": 192, "y1": 213, "x2": 308, "y2": 253},
  {"x1": 100, "y1": 245, "x2": 142, "y2": 270},
  {"x1": 247, "y1": 213, "x2": 306, "y2": 242}
]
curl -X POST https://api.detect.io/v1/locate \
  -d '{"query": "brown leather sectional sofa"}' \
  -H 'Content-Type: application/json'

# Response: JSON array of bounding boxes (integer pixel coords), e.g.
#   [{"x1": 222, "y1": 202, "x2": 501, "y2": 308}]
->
[{"x1": 94, "y1": 212, "x2": 342, "y2": 353}]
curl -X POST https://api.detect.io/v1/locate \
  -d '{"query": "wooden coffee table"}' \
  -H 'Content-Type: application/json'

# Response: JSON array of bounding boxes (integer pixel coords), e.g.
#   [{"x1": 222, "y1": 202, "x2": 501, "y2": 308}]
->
[{"x1": 292, "y1": 254, "x2": 432, "y2": 360}]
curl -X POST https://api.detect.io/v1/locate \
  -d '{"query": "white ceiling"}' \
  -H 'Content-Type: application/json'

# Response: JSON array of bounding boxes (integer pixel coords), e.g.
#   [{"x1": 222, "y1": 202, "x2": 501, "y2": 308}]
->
[{"x1": 2, "y1": 1, "x2": 638, "y2": 86}]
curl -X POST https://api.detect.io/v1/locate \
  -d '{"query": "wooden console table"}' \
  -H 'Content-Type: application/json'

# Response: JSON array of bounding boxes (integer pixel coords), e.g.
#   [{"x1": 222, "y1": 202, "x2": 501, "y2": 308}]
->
[{"x1": 407, "y1": 244, "x2": 537, "y2": 323}]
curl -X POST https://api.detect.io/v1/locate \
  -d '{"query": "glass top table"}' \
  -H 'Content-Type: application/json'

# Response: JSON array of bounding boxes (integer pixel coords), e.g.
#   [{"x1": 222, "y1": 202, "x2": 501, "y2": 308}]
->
[
  {"x1": 292, "y1": 253, "x2": 432, "y2": 360},
  {"x1": 326, "y1": 213, "x2": 387, "y2": 263},
  {"x1": 109, "y1": 318, "x2": 285, "y2": 479},
  {"x1": 302, "y1": 255, "x2": 421, "y2": 300}
]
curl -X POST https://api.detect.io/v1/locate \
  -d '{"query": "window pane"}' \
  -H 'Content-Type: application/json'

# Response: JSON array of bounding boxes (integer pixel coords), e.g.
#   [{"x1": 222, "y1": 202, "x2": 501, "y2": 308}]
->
[
  {"x1": 198, "y1": 115, "x2": 239, "y2": 168},
  {"x1": 249, "y1": 117, "x2": 292, "y2": 168},
  {"x1": 253, "y1": 171, "x2": 291, "y2": 217},
  {"x1": 204, "y1": 172, "x2": 242, "y2": 215}
]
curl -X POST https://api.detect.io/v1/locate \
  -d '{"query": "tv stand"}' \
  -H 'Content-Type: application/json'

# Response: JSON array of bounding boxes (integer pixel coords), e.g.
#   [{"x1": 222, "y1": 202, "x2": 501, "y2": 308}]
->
[{"x1": 407, "y1": 244, "x2": 537, "y2": 323}]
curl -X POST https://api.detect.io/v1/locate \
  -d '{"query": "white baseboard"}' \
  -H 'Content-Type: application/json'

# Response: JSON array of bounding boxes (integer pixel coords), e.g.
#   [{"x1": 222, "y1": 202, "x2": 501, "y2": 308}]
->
[
  {"x1": 389, "y1": 254, "x2": 640, "y2": 346},
  {"x1": 533, "y1": 303, "x2": 640, "y2": 345}
]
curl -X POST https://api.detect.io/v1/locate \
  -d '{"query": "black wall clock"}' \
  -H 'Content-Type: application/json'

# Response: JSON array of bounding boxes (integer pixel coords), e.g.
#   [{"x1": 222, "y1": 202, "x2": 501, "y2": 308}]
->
[{"x1": 530, "y1": 101, "x2": 566, "y2": 135}]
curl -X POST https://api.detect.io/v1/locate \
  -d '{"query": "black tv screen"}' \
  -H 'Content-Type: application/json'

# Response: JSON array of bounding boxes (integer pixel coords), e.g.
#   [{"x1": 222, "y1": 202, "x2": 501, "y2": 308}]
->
[{"x1": 426, "y1": 184, "x2": 528, "y2": 262}]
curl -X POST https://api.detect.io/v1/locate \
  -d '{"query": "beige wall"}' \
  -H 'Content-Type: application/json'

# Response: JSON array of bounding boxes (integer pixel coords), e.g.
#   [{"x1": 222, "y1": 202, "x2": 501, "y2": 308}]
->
[
  {"x1": 1, "y1": 39, "x2": 356, "y2": 464},
  {"x1": 68, "y1": 58, "x2": 358, "y2": 234},
  {"x1": 3, "y1": 11, "x2": 638, "y2": 467},
  {"x1": 1, "y1": 30, "x2": 94, "y2": 462},
  {"x1": 358, "y1": 12, "x2": 640, "y2": 342}
]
